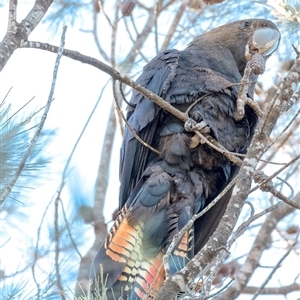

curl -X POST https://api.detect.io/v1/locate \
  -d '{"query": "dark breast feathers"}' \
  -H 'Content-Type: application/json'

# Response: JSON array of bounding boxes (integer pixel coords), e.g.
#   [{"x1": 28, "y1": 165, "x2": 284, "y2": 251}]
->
[{"x1": 90, "y1": 19, "x2": 279, "y2": 300}]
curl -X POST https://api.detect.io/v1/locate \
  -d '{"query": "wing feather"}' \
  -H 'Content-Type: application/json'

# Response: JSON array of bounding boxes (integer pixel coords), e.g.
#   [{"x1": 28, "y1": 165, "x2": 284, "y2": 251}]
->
[{"x1": 119, "y1": 49, "x2": 180, "y2": 208}]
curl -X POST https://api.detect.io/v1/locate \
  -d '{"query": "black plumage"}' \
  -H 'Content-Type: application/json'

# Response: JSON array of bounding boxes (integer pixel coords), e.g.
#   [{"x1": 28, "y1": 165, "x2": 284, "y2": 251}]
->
[{"x1": 90, "y1": 19, "x2": 280, "y2": 299}]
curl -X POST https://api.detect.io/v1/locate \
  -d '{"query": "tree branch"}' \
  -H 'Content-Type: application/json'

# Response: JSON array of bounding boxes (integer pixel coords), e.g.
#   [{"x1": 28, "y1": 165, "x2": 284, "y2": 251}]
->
[
  {"x1": 251, "y1": 240, "x2": 297, "y2": 300},
  {"x1": 153, "y1": 52, "x2": 300, "y2": 300},
  {"x1": 0, "y1": 26, "x2": 65, "y2": 205},
  {"x1": 214, "y1": 192, "x2": 300, "y2": 300},
  {"x1": 160, "y1": 0, "x2": 187, "y2": 51},
  {"x1": 0, "y1": 0, "x2": 53, "y2": 71},
  {"x1": 243, "y1": 282, "x2": 300, "y2": 295},
  {"x1": 20, "y1": 39, "x2": 300, "y2": 299}
]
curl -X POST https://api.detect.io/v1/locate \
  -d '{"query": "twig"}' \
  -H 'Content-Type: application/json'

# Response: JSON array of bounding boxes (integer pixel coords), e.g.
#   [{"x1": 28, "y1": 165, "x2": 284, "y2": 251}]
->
[
  {"x1": 258, "y1": 116, "x2": 300, "y2": 170},
  {"x1": 213, "y1": 193, "x2": 300, "y2": 300},
  {"x1": 154, "y1": 0, "x2": 161, "y2": 54},
  {"x1": 110, "y1": 0, "x2": 120, "y2": 68},
  {"x1": 92, "y1": 5, "x2": 109, "y2": 62},
  {"x1": 113, "y1": 81, "x2": 125, "y2": 137},
  {"x1": 8, "y1": 0, "x2": 17, "y2": 25},
  {"x1": 251, "y1": 240, "x2": 297, "y2": 300},
  {"x1": 112, "y1": 80, "x2": 160, "y2": 154},
  {"x1": 245, "y1": 200, "x2": 255, "y2": 217},
  {"x1": 122, "y1": 7, "x2": 156, "y2": 69},
  {"x1": 230, "y1": 202, "x2": 282, "y2": 245},
  {"x1": 123, "y1": 16, "x2": 149, "y2": 63},
  {"x1": 204, "y1": 278, "x2": 235, "y2": 299},
  {"x1": 243, "y1": 282, "x2": 300, "y2": 295},
  {"x1": 32, "y1": 196, "x2": 54, "y2": 299},
  {"x1": 161, "y1": 0, "x2": 178, "y2": 11},
  {"x1": 58, "y1": 198, "x2": 82, "y2": 258},
  {"x1": 49, "y1": 25, "x2": 68, "y2": 300},
  {"x1": 0, "y1": 25, "x2": 66, "y2": 204},
  {"x1": 163, "y1": 177, "x2": 238, "y2": 277},
  {"x1": 284, "y1": 88, "x2": 300, "y2": 111},
  {"x1": 54, "y1": 194, "x2": 65, "y2": 300},
  {"x1": 98, "y1": 0, "x2": 113, "y2": 28},
  {"x1": 160, "y1": 0, "x2": 187, "y2": 51},
  {"x1": 61, "y1": 80, "x2": 110, "y2": 181},
  {"x1": 276, "y1": 176, "x2": 294, "y2": 198},
  {"x1": 119, "y1": 81, "x2": 134, "y2": 108},
  {"x1": 185, "y1": 95, "x2": 206, "y2": 115},
  {"x1": 129, "y1": 14, "x2": 139, "y2": 37},
  {"x1": 251, "y1": 154, "x2": 300, "y2": 209},
  {"x1": 263, "y1": 107, "x2": 300, "y2": 154}
]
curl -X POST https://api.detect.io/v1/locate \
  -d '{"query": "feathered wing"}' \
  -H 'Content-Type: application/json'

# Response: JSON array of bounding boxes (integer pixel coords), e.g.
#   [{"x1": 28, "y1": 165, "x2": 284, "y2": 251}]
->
[
  {"x1": 90, "y1": 166, "x2": 196, "y2": 299},
  {"x1": 91, "y1": 51, "x2": 257, "y2": 300},
  {"x1": 119, "y1": 49, "x2": 180, "y2": 208},
  {"x1": 91, "y1": 19, "x2": 280, "y2": 300}
]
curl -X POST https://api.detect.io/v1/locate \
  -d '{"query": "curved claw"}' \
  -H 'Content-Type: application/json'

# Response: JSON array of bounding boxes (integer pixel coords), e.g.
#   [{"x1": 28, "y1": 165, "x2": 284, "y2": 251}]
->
[{"x1": 184, "y1": 118, "x2": 210, "y2": 134}]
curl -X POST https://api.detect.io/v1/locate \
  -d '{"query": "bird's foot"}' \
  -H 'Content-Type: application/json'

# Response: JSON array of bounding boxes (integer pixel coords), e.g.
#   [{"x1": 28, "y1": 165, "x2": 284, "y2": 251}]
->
[
  {"x1": 234, "y1": 95, "x2": 264, "y2": 121},
  {"x1": 184, "y1": 118, "x2": 210, "y2": 134},
  {"x1": 185, "y1": 118, "x2": 210, "y2": 149},
  {"x1": 235, "y1": 58, "x2": 265, "y2": 121}
]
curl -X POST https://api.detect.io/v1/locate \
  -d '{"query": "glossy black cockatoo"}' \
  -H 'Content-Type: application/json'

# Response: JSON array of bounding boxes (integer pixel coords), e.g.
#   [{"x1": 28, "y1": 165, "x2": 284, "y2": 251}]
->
[{"x1": 90, "y1": 19, "x2": 280, "y2": 299}]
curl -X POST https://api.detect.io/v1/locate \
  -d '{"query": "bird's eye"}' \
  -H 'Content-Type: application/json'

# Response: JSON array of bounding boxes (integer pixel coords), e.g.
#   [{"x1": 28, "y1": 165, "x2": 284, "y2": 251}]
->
[{"x1": 244, "y1": 21, "x2": 251, "y2": 28}]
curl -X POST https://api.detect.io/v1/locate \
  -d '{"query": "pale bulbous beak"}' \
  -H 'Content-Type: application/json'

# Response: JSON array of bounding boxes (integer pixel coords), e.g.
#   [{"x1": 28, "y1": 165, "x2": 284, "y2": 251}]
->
[{"x1": 252, "y1": 27, "x2": 281, "y2": 56}]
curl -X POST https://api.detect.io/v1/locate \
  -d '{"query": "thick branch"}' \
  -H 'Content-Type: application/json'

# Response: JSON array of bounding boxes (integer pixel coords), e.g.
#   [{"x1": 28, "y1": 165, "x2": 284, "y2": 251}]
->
[
  {"x1": 214, "y1": 192, "x2": 300, "y2": 299},
  {"x1": 160, "y1": 1, "x2": 187, "y2": 51},
  {"x1": 243, "y1": 283, "x2": 300, "y2": 295},
  {"x1": 22, "y1": 41, "x2": 246, "y2": 169},
  {"x1": 0, "y1": 0, "x2": 53, "y2": 71},
  {"x1": 22, "y1": 41, "x2": 300, "y2": 210}
]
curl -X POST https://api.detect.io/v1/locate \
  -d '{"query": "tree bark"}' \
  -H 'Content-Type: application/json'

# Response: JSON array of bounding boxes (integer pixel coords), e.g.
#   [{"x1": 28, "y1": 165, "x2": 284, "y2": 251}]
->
[{"x1": 0, "y1": 0, "x2": 53, "y2": 71}]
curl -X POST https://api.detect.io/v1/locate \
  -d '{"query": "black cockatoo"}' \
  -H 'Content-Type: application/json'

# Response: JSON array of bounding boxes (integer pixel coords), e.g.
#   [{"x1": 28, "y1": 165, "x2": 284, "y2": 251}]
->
[{"x1": 90, "y1": 19, "x2": 280, "y2": 299}]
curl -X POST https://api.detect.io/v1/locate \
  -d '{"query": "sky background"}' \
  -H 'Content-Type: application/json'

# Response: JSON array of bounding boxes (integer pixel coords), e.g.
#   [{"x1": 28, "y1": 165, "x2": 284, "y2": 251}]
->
[{"x1": 0, "y1": 1, "x2": 299, "y2": 299}]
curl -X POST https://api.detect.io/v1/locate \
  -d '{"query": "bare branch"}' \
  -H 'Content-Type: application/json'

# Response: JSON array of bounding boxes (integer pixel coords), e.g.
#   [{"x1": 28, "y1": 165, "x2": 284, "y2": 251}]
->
[
  {"x1": 214, "y1": 192, "x2": 300, "y2": 300},
  {"x1": 113, "y1": 80, "x2": 160, "y2": 154},
  {"x1": 8, "y1": 0, "x2": 18, "y2": 24},
  {"x1": 0, "y1": 0, "x2": 54, "y2": 71},
  {"x1": 163, "y1": 177, "x2": 238, "y2": 277},
  {"x1": 230, "y1": 202, "x2": 281, "y2": 244},
  {"x1": 284, "y1": 88, "x2": 300, "y2": 112},
  {"x1": 251, "y1": 154, "x2": 300, "y2": 209},
  {"x1": 251, "y1": 240, "x2": 297, "y2": 300},
  {"x1": 0, "y1": 25, "x2": 66, "y2": 204},
  {"x1": 160, "y1": 1, "x2": 187, "y2": 51},
  {"x1": 110, "y1": 0, "x2": 120, "y2": 68},
  {"x1": 260, "y1": 56, "x2": 300, "y2": 134},
  {"x1": 50, "y1": 26, "x2": 68, "y2": 300},
  {"x1": 58, "y1": 199, "x2": 82, "y2": 259},
  {"x1": 258, "y1": 114, "x2": 300, "y2": 170},
  {"x1": 154, "y1": 50, "x2": 300, "y2": 300},
  {"x1": 243, "y1": 282, "x2": 300, "y2": 295},
  {"x1": 54, "y1": 195, "x2": 66, "y2": 300},
  {"x1": 92, "y1": 8, "x2": 109, "y2": 61},
  {"x1": 264, "y1": 107, "x2": 300, "y2": 154},
  {"x1": 21, "y1": 41, "x2": 247, "y2": 169},
  {"x1": 73, "y1": 81, "x2": 111, "y2": 297}
]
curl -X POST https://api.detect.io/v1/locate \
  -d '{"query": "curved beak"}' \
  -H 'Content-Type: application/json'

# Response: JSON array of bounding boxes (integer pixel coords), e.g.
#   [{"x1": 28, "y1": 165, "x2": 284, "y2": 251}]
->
[{"x1": 251, "y1": 27, "x2": 281, "y2": 57}]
